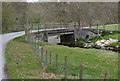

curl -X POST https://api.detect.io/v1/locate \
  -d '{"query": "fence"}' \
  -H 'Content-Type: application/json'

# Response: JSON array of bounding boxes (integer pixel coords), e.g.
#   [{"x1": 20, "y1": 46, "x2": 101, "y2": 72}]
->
[
  {"x1": 4, "y1": 22, "x2": 118, "y2": 33},
  {"x1": 26, "y1": 33, "x2": 118, "y2": 80},
  {"x1": 28, "y1": 23, "x2": 119, "y2": 31}
]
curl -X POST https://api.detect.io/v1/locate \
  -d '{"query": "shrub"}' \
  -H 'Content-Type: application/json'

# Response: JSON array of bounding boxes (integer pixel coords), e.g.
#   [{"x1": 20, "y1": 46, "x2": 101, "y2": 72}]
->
[{"x1": 107, "y1": 42, "x2": 119, "y2": 48}]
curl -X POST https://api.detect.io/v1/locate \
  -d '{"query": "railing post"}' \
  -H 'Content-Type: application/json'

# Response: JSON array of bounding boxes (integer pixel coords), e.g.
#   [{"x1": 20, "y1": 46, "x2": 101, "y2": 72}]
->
[
  {"x1": 65, "y1": 56, "x2": 67, "y2": 79},
  {"x1": 56, "y1": 54, "x2": 58, "y2": 75},
  {"x1": 79, "y1": 61, "x2": 82, "y2": 80}
]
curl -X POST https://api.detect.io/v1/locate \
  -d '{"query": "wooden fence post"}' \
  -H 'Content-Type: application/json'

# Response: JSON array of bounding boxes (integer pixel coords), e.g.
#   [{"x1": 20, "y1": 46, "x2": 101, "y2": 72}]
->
[
  {"x1": 53, "y1": 23, "x2": 54, "y2": 29},
  {"x1": 38, "y1": 24, "x2": 39, "y2": 32},
  {"x1": 81, "y1": 23, "x2": 83, "y2": 28},
  {"x1": 103, "y1": 24, "x2": 106, "y2": 30},
  {"x1": 30, "y1": 35, "x2": 32, "y2": 44},
  {"x1": 35, "y1": 40, "x2": 36, "y2": 52},
  {"x1": 32, "y1": 36, "x2": 34, "y2": 49},
  {"x1": 79, "y1": 61, "x2": 82, "y2": 80},
  {"x1": 32, "y1": 23, "x2": 33, "y2": 30},
  {"x1": 56, "y1": 54, "x2": 58, "y2": 75},
  {"x1": 45, "y1": 24, "x2": 46, "y2": 30},
  {"x1": 50, "y1": 52, "x2": 52, "y2": 69},
  {"x1": 89, "y1": 24, "x2": 91, "y2": 29},
  {"x1": 66, "y1": 24, "x2": 67, "y2": 29},
  {"x1": 97, "y1": 24, "x2": 99, "y2": 37},
  {"x1": 97, "y1": 24, "x2": 98, "y2": 30},
  {"x1": 104, "y1": 70, "x2": 109, "y2": 81},
  {"x1": 74, "y1": 23, "x2": 76, "y2": 28},
  {"x1": 115, "y1": 25, "x2": 117, "y2": 31},
  {"x1": 78, "y1": 21, "x2": 80, "y2": 28},
  {"x1": 41, "y1": 47, "x2": 43, "y2": 63},
  {"x1": 61, "y1": 23, "x2": 62, "y2": 29},
  {"x1": 65, "y1": 56, "x2": 67, "y2": 79},
  {"x1": 38, "y1": 45, "x2": 39, "y2": 56},
  {"x1": 12, "y1": 26, "x2": 13, "y2": 31},
  {"x1": 46, "y1": 50, "x2": 48, "y2": 67},
  {"x1": 106, "y1": 23, "x2": 108, "y2": 30}
]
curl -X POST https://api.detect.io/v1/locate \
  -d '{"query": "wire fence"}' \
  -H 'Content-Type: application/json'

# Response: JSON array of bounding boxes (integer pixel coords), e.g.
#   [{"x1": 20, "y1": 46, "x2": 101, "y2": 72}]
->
[{"x1": 25, "y1": 33, "x2": 119, "y2": 80}]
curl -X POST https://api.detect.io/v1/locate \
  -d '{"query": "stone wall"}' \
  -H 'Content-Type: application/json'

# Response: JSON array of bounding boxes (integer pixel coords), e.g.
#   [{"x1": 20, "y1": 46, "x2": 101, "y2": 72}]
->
[
  {"x1": 74, "y1": 29, "x2": 97, "y2": 40},
  {"x1": 33, "y1": 28, "x2": 105, "y2": 43},
  {"x1": 34, "y1": 31, "x2": 48, "y2": 42}
]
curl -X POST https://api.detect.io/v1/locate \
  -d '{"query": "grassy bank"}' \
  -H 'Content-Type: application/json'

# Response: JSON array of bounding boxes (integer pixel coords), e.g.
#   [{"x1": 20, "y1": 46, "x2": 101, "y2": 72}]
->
[
  {"x1": 37, "y1": 42, "x2": 118, "y2": 79},
  {"x1": 5, "y1": 35, "x2": 118, "y2": 79},
  {"x1": 90, "y1": 32, "x2": 118, "y2": 42},
  {"x1": 91, "y1": 24, "x2": 119, "y2": 31},
  {"x1": 5, "y1": 36, "x2": 43, "y2": 79}
]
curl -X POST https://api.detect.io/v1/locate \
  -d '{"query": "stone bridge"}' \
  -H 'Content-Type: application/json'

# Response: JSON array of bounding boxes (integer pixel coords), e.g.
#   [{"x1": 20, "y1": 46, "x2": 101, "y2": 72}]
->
[{"x1": 33, "y1": 28, "x2": 107, "y2": 43}]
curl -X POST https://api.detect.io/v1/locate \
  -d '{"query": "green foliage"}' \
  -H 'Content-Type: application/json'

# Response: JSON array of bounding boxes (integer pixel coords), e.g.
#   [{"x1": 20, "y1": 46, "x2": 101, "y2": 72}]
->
[
  {"x1": 13, "y1": 35, "x2": 28, "y2": 43},
  {"x1": 76, "y1": 38, "x2": 86, "y2": 45},
  {"x1": 107, "y1": 42, "x2": 119, "y2": 47},
  {"x1": 55, "y1": 35, "x2": 60, "y2": 39},
  {"x1": 2, "y1": 2, "x2": 118, "y2": 33},
  {"x1": 90, "y1": 32, "x2": 118, "y2": 42},
  {"x1": 2, "y1": 2, "x2": 16, "y2": 33}
]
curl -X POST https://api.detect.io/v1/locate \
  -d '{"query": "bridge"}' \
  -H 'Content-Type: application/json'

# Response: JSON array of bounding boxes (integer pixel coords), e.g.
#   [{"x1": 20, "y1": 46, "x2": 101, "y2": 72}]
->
[{"x1": 32, "y1": 28, "x2": 109, "y2": 44}]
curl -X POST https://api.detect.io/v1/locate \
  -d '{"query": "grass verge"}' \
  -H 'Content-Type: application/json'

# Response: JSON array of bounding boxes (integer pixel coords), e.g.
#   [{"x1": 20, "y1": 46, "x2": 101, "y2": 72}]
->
[
  {"x1": 91, "y1": 24, "x2": 118, "y2": 31},
  {"x1": 5, "y1": 35, "x2": 43, "y2": 79}
]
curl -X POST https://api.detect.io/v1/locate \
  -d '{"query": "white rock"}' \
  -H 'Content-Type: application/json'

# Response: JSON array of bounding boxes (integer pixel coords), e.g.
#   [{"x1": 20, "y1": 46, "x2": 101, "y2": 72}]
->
[
  {"x1": 109, "y1": 38, "x2": 112, "y2": 41},
  {"x1": 101, "y1": 40, "x2": 105, "y2": 43},
  {"x1": 95, "y1": 38, "x2": 118, "y2": 48}
]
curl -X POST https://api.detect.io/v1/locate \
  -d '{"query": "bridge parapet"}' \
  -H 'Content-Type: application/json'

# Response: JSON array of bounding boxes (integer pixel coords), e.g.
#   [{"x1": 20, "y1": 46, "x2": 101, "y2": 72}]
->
[{"x1": 33, "y1": 28, "x2": 110, "y2": 43}]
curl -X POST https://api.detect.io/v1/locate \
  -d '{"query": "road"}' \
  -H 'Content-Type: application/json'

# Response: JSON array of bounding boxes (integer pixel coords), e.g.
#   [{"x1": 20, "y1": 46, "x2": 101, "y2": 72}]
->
[
  {"x1": 0, "y1": 31, "x2": 25, "y2": 80},
  {"x1": 0, "y1": 28, "x2": 65, "y2": 80}
]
